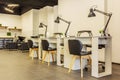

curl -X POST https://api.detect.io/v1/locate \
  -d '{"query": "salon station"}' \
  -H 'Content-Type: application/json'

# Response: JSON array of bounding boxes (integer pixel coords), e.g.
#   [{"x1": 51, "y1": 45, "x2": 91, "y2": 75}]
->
[{"x1": 0, "y1": 0, "x2": 119, "y2": 80}]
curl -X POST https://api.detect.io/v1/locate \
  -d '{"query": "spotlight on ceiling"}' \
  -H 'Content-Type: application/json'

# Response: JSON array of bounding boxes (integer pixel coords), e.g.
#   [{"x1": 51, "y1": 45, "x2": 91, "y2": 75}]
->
[
  {"x1": 7, "y1": 4, "x2": 19, "y2": 7},
  {"x1": 4, "y1": 7, "x2": 14, "y2": 13}
]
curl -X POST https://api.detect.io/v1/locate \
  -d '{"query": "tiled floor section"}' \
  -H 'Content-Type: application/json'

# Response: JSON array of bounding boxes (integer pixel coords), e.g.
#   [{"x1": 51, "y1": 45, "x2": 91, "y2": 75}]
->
[{"x1": 0, "y1": 50, "x2": 120, "y2": 80}]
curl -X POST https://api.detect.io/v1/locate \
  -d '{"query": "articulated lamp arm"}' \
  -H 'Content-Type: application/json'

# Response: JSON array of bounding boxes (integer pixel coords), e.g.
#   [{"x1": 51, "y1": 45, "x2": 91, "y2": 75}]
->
[
  {"x1": 88, "y1": 8, "x2": 112, "y2": 36},
  {"x1": 94, "y1": 9, "x2": 112, "y2": 36},
  {"x1": 55, "y1": 17, "x2": 71, "y2": 37},
  {"x1": 39, "y1": 23, "x2": 47, "y2": 37}
]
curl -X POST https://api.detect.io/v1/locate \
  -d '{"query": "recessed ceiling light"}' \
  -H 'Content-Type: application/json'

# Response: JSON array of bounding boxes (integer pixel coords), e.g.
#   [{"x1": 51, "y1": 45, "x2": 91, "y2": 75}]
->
[{"x1": 4, "y1": 7, "x2": 14, "y2": 13}]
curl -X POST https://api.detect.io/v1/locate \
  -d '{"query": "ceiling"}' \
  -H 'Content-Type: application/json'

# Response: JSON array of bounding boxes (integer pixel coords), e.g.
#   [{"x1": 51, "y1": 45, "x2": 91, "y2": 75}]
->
[{"x1": 0, "y1": 0, "x2": 58, "y2": 15}]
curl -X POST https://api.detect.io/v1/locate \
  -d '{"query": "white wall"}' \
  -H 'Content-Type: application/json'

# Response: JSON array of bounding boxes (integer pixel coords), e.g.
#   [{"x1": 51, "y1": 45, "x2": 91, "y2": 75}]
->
[
  {"x1": 0, "y1": 13, "x2": 21, "y2": 36},
  {"x1": 58, "y1": 0, "x2": 105, "y2": 36},
  {"x1": 33, "y1": 9, "x2": 39, "y2": 35},
  {"x1": 21, "y1": 7, "x2": 55, "y2": 39},
  {"x1": 21, "y1": 9, "x2": 39, "y2": 39},
  {"x1": 39, "y1": 7, "x2": 48, "y2": 35},
  {"x1": 107, "y1": 0, "x2": 120, "y2": 63},
  {"x1": 21, "y1": 10, "x2": 33, "y2": 39},
  {"x1": 0, "y1": 13, "x2": 21, "y2": 28},
  {"x1": 47, "y1": 7, "x2": 54, "y2": 37},
  {"x1": 39, "y1": 6, "x2": 55, "y2": 37},
  {"x1": 53, "y1": 6, "x2": 58, "y2": 33}
]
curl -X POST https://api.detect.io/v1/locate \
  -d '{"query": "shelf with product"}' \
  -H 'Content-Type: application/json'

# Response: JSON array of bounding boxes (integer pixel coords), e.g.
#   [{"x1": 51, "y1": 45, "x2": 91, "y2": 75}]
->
[
  {"x1": 7, "y1": 27, "x2": 22, "y2": 37},
  {"x1": 0, "y1": 24, "x2": 7, "y2": 29},
  {"x1": 0, "y1": 26, "x2": 7, "y2": 29},
  {"x1": 8, "y1": 28, "x2": 22, "y2": 32}
]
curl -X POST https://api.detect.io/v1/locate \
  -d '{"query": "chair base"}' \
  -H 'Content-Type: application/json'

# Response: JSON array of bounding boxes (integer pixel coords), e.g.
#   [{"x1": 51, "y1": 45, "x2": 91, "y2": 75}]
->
[
  {"x1": 42, "y1": 50, "x2": 56, "y2": 66},
  {"x1": 68, "y1": 55, "x2": 91, "y2": 77}
]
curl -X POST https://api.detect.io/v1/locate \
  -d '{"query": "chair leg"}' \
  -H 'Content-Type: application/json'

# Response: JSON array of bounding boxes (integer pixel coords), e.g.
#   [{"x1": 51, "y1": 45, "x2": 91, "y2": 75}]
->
[
  {"x1": 51, "y1": 53, "x2": 54, "y2": 62},
  {"x1": 48, "y1": 52, "x2": 50, "y2": 66},
  {"x1": 42, "y1": 51, "x2": 47, "y2": 63},
  {"x1": 68, "y1": 56, "x2": 76, "y2": 73},
  {"x1": 36, "y1": 49, "x2": 38, "y2": 59},
  {"x1": 32, "y1": 49, "x2": 35, "y2": 60},
  {"x1": 88, "y1": 55, "x2": 92, "y2": 67},
  {"x1": 80, "y1": 57, "x2": 83, "y2": 78},
  {"x1": 29, "y1": 48, "x2": 32, "y2": 56},
  {"x1": 34, "y1": 49, "x2": 38, "y2": 59}
]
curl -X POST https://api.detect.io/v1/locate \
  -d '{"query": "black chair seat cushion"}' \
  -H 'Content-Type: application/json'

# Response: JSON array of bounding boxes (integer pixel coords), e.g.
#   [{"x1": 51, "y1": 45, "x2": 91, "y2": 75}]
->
[
  {"x1": 81, "y1": 51, "x2": 91, "y2": 56},
  {"x1": 72, "y1": 51, "x2": 91, "y2": 56},
  {"x1": 48, "y1": 47, "x2": 57, "y2": 51},
  {"x1": 32, "y1": 46, "x2": 38, "y2": 48}
]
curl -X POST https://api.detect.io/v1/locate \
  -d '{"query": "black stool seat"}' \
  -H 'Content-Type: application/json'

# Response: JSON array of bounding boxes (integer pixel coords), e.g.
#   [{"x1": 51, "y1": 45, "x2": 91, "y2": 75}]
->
[
  {"x1": 48, "y1": 47, "x2": 57, "y2": 51},
  {"x1": 32, "y1": 46, "x2": 38, "y2": 48},
  {"x1": 81, "y1": 51, "x2": 91, "y2": 56}
]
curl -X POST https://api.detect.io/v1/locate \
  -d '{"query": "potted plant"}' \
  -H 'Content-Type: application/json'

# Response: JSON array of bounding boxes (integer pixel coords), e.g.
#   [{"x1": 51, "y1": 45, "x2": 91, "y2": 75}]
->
[
  {"x1": 0, "y1": 24, "x2": 2, "y2": 27},
  {"x1": 99, "y1": 29, "x2": 104, "y2": 36},
  {"x1": 7, "y1": 32, "x2": 11, "y2": 36},
  {"x1": 14, "y1": 26, "x2": 17, "y2": 29}
]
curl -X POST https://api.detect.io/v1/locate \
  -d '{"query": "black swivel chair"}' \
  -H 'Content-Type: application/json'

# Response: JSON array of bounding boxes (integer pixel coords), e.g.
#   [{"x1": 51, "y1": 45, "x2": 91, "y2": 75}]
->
[
  {"x1": 41, "y1": 40, "x2": 57, "y2": 66},
  {"x1": 28, "y1": 40, "x2": 38, "y2": 59},
  {"x1": 17, "y1": 36, "x2": 30, "y2": 52},
  {"x1": 18, "y1": 42, "x2": 29, "y2": 52},
  {"x1": 6, "y1": 42, "x2": 18, "y2": 50},
  {"x1": 5, "y1": 38, "x2": 17, "y2": 50},
  {"x1": 68, "y1": 39, "x2": 91, "y2": 77}
]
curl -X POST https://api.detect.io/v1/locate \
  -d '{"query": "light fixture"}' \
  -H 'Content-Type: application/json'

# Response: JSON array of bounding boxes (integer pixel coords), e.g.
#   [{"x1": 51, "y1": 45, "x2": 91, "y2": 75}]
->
[
  {"x1": 54, "y1": 16, "x2": 71, "y2": 37},
  {"x1": 88, "y1": 8, "x2": 96, "y2": 17},
  {"x1": 88, "y1": 6, "x2": 112, "y2": 36},
  {"x1": 4, "y1": 7, "x2": 14, "y2": 13},
  {"x1": 39, "y1": 23, "x2": 47, "y2": 37},
  {"x1": 7, "y1": 4, "x2": 19, "y2": 7}
]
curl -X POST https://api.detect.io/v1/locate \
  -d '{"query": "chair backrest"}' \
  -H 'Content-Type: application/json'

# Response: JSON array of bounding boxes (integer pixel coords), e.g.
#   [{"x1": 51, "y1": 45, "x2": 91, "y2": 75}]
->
[
  {"x1": 41, "y1": 40, "x2": 49, "y2": 51},
  {"x1": 77, "y1": 30, "x2": 93, "y2": 37},
  {"x1": 68, "y1": 39, "x2": 83, "y2": 55},
  {"x1": 18, "y1": 36, "x2": 25, "y2": 42},
  {"x1": 28, "y1": 40, "x2": 33, "y2": 48}
]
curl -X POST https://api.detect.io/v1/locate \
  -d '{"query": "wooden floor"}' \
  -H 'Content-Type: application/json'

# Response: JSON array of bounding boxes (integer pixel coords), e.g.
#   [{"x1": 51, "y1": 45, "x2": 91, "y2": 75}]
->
[{"x1": 0, "y1": 50, "x2": 120, "y2": 80}]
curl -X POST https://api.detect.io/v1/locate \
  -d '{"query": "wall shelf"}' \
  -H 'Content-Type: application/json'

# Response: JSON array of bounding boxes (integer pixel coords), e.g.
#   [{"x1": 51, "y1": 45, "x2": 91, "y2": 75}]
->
[
  {"x1": 0, "y1": 26, "x2": 7, "y2": 29},
  {"x1": 8, "y1": 28, "x2": 22, "y2": 31}
]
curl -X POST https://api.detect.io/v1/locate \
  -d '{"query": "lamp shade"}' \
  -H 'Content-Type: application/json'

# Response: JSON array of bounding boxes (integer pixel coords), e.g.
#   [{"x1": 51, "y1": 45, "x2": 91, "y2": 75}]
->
[
  {"x1": 39, "y1": 23, "x2": 43, "y2": 28},
  {"x1": 54, "y1": 17, "x2": 60, "y2": 23},
  {"x1": 88, "y1": 8, "x2": 96, "y2": 17}
]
